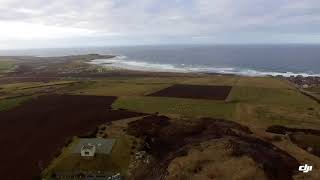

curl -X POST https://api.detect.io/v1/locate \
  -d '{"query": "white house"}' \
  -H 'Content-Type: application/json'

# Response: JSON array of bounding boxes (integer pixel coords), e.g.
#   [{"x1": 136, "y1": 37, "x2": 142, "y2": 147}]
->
[
  {"x1": 81, "y1": 143, "x2": 96, "y2": 158},
  {"x1": 73, "y1": 138, "x2": 116, "y2": 159}
]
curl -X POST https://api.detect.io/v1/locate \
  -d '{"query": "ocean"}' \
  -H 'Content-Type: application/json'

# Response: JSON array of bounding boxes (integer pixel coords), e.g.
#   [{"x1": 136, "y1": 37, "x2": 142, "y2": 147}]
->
[{"x1": 1, "y1": 44, "x2": 320, "y2": 77}]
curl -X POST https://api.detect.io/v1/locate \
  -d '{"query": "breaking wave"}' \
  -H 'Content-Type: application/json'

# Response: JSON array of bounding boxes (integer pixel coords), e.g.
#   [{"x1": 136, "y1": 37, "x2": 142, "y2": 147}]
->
[{"x1": 89, "y1": 56, "x2": 320, "y2": 77}]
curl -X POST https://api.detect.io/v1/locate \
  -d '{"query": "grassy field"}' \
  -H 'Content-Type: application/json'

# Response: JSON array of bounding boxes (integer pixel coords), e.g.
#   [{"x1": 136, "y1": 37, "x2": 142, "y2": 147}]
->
[
  {"x1": 70, "y1": 76, "x2": 239, "y2": 96},
  {"x1": 2, "y1": 75, "x2": 314, "y2": 180},
  {"x1": 72, "y1": 80, "x2": 171, "y2": 96},
  {"x1": 113, "y1": 96, "x2": 235, "y2": 119},
  {"x1": 0, "y1": 80, "x2": 84, "y2": 101},
  {"x1": 1, "y1": 54, "x2": 320, "y2": 179},
  {"x1": 229, "y1": 86, "x2": 316, "y2": 107},
  {"x1": 0, "y1": 81, "x2": 77, "y2": 89},
  {"x1": 0, "y1": 96, "x2": 33, "y2": 111},
  {"x1": 1, "y1": 75, "x2": 318, "y2": 130},
  {"x1": 229, "y1": 78, "x2": 320, "y2": 129},
  {"x1": 103, "y1": 76, "x2": 320, "y2": 129},
  {"x1": 0, "y1": 60, "x2": 16, "y2": 74},
  {"x1": 180, "y1": 75, "x2": 239, "y2": 86},
  {"x1": 235, "y1": 77, "x2": 293, "y2": 89}
]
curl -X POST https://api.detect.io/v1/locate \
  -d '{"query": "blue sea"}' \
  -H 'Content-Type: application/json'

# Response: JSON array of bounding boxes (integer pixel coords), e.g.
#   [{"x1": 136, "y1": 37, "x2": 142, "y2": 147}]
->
[{"x1": 1, "y1": 44, "x2": 320, "y2": 77}]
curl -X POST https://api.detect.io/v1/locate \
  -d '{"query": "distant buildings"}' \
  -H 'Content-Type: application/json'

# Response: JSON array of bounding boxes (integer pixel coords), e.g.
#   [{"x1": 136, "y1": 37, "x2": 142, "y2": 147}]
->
[{"x1": 285, "y1": 75, "x2": 320, "y2": 89}]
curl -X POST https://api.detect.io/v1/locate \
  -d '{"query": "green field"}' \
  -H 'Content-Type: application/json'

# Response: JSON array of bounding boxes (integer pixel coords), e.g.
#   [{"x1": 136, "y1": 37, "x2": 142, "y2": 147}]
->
[
  {"x1": 102, "y1": 76, "x2": 319, "y2": 129},
  {"x1": 0, "y1": 81, "x2": 83, "y2": 104},
  {"x1": 229, "y1": 86, "x2": 316, "y2": 107},
  {"x1": 1, "y1": 76, "x2": 319, "y2": 130},
  {"x1": 180, "y1": 75, "x2": 239, "y2": 86},
  {"x1": 0, "y1": 96, "x2": 33, "y2": 111},
  {"x1": 235, "y1": 77, "x2": 293, "y2": 89},
  {"x1": 228, "y1": 79, "x2": 320, "y2": 129},
  {"x1": 72, "y1": 80, "x2": 171, "y2": 96},
  {"x1": 0, "y1": 75, "x2": 317, "y2": 179},
  {"x1": 113, "y1": 96, "x2": 235, "y2": 119},
  {"x1": 0, "y1": 60, "x2": 16, "y2": 74}
]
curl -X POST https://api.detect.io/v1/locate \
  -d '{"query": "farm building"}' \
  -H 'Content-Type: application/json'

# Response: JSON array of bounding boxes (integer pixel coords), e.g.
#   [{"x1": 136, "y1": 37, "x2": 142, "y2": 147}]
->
[
  {"x1": 81, "y1": 143, "x2": 96, "y2": 158},
  {"x1": 47, "y1": 137, "x2": 128, "y2": 179},
  {"x1": 72, "y1": 138, "x2": 116, "y2": 158}
]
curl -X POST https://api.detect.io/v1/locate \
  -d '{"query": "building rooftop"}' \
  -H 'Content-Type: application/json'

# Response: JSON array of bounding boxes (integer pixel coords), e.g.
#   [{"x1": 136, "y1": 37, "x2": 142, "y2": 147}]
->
[
  {"x1": 82, "y1": 144, "x2": 95, "y2": 150},
  {"x1": 72, "y1": 138, "x2": 116, "y2": 155}
]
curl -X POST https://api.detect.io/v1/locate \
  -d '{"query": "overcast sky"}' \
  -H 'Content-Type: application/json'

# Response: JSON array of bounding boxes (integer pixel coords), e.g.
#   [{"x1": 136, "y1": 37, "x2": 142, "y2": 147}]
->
[{"x1": 1, "y1": 0, "x2": 320, "y2": 49}]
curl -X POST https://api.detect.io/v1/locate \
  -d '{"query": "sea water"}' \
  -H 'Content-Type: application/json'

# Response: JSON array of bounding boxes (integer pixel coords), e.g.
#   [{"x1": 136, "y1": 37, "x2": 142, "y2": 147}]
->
[{"x1": 1, "y1": 44, "x2": 320, "y2": 77}]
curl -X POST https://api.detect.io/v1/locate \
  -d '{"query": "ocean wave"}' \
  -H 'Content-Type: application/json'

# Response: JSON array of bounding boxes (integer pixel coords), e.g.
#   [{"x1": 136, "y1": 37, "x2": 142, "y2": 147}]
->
[{"x1": 89, "y1": 57, "x2": 320, "y2": 77}]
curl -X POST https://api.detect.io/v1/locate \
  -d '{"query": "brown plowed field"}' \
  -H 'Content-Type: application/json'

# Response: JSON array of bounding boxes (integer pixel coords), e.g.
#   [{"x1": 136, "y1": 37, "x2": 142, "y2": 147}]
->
[
  {"x1": 148, "y1": 84, "x2": 232, "y2": 100},
  {"x1": 0, "y1": 95, "x2": 145, "y2": 180}
]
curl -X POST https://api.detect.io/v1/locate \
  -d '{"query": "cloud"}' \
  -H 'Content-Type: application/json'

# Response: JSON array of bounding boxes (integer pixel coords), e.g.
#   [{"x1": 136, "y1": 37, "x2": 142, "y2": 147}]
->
[{"x1": 1, "y1": 0, "x2": 320, "y2": 48}]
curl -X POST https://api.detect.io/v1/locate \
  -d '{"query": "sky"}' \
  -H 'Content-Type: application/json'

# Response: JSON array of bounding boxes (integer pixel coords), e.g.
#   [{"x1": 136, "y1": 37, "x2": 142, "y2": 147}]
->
[{"x1": 1, "y1": 0, "x2": 320, "y2": 49}]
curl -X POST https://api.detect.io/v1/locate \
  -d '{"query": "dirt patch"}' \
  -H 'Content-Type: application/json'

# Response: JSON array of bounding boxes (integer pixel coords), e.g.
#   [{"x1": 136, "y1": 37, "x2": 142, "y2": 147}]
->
[
  {"x1": 147, "y1": 84, "x2": 232, "y2": 100},
  {"x1": 0, "y1": 95, "x2": 145, "y2": 180},
  {"x1": 128, "y1": 116, "x2": 299, "y2": 180},
  {"x1": 267, "y1": 125, "x2": 320, "y2": 158}
]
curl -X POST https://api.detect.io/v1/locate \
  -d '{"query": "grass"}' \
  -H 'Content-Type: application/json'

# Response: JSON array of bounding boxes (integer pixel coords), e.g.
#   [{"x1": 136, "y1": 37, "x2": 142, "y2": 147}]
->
[
  {"x1": 181, "y1": 75, "x2": 239, "y2": 86},
  {"x1": 0, "y1": 80, "x2": 86, "y2": 99},
  {"x1": 96, "y1": 77, "x2": 190, "y2": 84},
  {"x1": 229, "y1": 86, "x2": 317, "y2": 107},
  {"x1": 236, "y1": 77, "x2": 293, "y2": 89},
  {"x1": 18, "y1": 81, "x2": 77, "y2": 90},
  {"x1": 0, "y1": 60, "x2": 16, "y2": 73},
  {"x1": 72, "y1": 80, "x2": 171, "y2": 96},
  {"x1": 32, "y1": 75, "x2": 320, "y2": 179},
  {"x1": 113, "y1": 96, "x2": 235, "y2": 119},
  {"x1": 0, "y1": 96, "x2": 33, "y2": 111},
  {"x1": 0, "y1": 82, "x2": 40, "y2": 89},
  {"x1": 254, "y1": 105, "x2": 320, "y2": 128},
  {"x1": 42, "y1": 137, "x2": 80, "y2": 178},
  {"x1": 229, "y1": 81, "x2": 320, "y2": 129},
  {"x1": 44, "y1": 136, "x2": 131, "y2": 178},
  {"x1": 72, "y1": 76, "x2": 320, "y2": 129},
  {"x1": 2, "y1": 75, "x2": 317, "y2": 130}
]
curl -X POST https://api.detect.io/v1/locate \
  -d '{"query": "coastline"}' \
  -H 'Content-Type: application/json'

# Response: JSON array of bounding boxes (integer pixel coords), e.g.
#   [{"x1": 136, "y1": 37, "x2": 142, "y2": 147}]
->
[{"x1": 89, "y1": 55, "x2": 320, "y2": 78}]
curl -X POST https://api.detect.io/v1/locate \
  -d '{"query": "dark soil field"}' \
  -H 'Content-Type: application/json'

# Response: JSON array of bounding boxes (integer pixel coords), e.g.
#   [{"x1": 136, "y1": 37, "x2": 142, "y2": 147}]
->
[
  {"x1": 0, "y1": 95, "x2": 145, "y2": 180},
  {"x1": 128, "y1": 115, "x2": 299, "y2": 180},
  {"x1": 148, "y1": 84, "x2": 232, "y2": 100}
]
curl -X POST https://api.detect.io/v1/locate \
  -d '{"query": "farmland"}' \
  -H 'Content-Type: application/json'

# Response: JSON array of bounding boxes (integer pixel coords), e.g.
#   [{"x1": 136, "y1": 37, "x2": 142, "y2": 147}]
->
[{"x1": 0, "y1": 55, "x2": 319, "y2": 180}]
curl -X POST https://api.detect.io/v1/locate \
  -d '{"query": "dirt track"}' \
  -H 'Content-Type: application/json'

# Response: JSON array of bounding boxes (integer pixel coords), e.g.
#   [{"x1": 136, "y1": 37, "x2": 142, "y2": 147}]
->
[
  {"x1": 0, "y1": 95, "x2": 145, "y2": 180},
  {"x1": 148, "y1": 84, "x2": 232, "y2": 100},
  {"x1": 267, "y1": 125, "x2": 320, "y2": 157}
]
